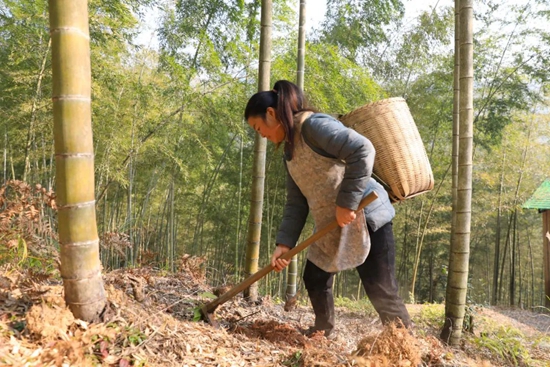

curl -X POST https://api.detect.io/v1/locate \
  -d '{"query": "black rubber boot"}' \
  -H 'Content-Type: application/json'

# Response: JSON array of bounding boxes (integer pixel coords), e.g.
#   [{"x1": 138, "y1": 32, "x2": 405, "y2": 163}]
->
[
  {"x1": 357, "y1": 222, "x2": 412, "y2": 328},
  {"x1": 303, "y1": 260, "x2": 336, "y2": 336},
  {"x1": 307, "y1": 289, "x2": 335, "y2": 334}
]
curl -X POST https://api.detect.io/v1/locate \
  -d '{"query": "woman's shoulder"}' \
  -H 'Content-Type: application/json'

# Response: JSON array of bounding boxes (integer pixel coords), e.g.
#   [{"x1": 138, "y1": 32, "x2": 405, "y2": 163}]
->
[
  {"x1": 303, "y1": 113, "x2": 345, "y2": 131},
  {"x1": 302, "y1": 112, "x2": 372, "y2": 152},
  {"x1": 306, "y1": 112, "x2": 341, "y2": 122}
]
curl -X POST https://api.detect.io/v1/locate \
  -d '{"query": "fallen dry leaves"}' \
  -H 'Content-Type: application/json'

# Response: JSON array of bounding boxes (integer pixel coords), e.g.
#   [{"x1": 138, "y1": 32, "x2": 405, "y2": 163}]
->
[{"x1": 1, "y1": 263, "x2": 549, "y2": 366}]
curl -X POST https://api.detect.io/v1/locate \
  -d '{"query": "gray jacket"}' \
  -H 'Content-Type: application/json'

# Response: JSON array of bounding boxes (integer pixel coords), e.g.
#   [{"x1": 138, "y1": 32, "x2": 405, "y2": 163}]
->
[{"x1": 276, "y1": 113, "x2": 395, "y2": 248}]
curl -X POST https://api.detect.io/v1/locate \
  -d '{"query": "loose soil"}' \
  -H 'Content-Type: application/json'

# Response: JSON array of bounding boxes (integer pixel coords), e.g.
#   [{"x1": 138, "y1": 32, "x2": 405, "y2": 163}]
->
[{"x1": 1, "y1": 265, "x2": 549, "y2": 367}]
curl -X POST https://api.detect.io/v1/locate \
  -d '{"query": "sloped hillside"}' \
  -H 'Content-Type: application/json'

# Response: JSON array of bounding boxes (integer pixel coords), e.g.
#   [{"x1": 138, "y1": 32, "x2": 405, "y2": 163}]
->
[{"x1": 1, "y1": 263, "x2": 549, "y2": 367}]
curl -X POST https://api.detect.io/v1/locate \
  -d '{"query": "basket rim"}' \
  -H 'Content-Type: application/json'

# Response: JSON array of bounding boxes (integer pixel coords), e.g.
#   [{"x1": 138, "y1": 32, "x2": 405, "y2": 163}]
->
[{"x1": 341, "y1": 97, "x2": 407, "y2": 117}]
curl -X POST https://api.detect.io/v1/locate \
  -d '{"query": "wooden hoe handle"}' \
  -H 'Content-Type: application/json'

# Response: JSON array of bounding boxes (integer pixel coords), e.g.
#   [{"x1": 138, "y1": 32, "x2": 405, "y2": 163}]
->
[{"x1": 202, "y1": 191, "x2": 378, "y2": 314}]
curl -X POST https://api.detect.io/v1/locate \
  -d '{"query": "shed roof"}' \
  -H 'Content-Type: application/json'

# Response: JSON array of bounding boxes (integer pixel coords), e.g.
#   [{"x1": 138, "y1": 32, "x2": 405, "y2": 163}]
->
[{"x1": 523, "y1": 179, "x2": 550, "y2": 210}]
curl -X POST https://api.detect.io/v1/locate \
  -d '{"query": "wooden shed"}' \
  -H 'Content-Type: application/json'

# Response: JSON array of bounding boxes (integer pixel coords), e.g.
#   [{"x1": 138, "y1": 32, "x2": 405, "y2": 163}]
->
[{"x1": 523, "y1": 178, "x2": 550, "y2": 308}]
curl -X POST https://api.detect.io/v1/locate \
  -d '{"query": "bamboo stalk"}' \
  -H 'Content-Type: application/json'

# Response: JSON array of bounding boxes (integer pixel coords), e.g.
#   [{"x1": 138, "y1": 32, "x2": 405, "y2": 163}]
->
[
  {"x1": 441, "y1": 0, "x2": 474, "y2": 346},
  {"x1": 49, "y1": 0, "x2": 106, "y2": 321},
  {"x1": 243, "y1": 0, "x2": 272, "y2": 301},
  {"x1": 286, "y1": 0, "x2": 307, "y2": 303}
]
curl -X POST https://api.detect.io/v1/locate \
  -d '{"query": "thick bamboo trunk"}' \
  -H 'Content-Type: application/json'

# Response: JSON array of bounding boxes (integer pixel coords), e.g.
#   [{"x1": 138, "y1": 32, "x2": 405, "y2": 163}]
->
[
  {"x1": 48, "y1": 0, "x2": 106, "y2": 321},
  {"x1": 450, "y1": 0, "x2": 461, "y2": 268},
  {"x1": 441, "y1": 0, "x2": 473, "y2": 346},
  {"x1": 449, "y1": 0, "x2": 461, "y2": 301},
  {"x1": 243, "y1": 0, "x2": 272, "y2": 301}
]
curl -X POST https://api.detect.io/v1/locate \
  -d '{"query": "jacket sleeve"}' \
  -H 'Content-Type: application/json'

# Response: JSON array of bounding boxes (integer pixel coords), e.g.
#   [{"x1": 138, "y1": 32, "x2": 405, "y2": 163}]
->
[
  {"x1": 275, "y1": 160, "x2": 309, "y2": 248},
  {"x1": 302, "y1": 114, "x2": 375, "y2": 210}
]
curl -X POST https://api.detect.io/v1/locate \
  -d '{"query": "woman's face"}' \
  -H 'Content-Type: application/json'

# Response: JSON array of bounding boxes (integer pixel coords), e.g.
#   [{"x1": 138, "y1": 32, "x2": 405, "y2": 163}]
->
[{"x1": 247, "y1": 107, "x2": 285, "y2": 144}]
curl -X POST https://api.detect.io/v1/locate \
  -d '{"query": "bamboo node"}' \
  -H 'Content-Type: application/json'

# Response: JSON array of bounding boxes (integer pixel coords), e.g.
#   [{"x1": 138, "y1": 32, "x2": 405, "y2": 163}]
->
[
  {"x1": 57, "y1": 200, "x2": 96, "y2": 210},
  {"x1": 55, "y1": 153, "x2": 94, "y2": 158},
  {"x1": 60, "y1": 239, "x2": 99, "y2": 248},
  {"x1": 49, "y1": 27, "x2": 90, "y2": 39},
  {"x1": 52, "y1": 95, "x2": 91, "y2": 101},
  {"x1": 61, "y1": 269, "x2": 102, "y2": 281}
]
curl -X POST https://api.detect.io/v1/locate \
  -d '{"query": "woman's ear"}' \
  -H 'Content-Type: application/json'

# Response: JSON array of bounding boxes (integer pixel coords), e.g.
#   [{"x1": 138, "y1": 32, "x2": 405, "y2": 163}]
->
[{"x1": 266, "y1": 107, "x2": 277, "y2": 119}]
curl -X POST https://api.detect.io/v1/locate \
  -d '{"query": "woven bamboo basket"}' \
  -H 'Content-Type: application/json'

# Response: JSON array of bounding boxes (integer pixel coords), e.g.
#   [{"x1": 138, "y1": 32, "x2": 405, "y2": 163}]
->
[{"x1": 339, "y1": 97, "x2": 434, "y2": 202}]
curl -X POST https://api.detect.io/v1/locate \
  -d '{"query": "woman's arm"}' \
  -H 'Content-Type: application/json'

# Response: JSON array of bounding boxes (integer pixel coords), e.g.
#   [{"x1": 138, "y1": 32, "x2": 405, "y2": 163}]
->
[{"x1": 275, "y1": 160, "x2": 309, "y2": 249}]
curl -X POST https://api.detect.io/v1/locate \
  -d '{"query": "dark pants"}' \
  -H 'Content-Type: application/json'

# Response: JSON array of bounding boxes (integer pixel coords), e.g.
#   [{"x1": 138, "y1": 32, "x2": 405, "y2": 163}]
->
[{"x1": 303, "y1": 222, "x2": 411, "y2": 332}]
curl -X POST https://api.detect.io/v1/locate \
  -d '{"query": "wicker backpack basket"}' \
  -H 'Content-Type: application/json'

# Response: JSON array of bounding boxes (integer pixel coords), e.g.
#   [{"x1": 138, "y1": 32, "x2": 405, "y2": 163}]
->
[{"x1": 339, "y1": 97, "x2": 434, "y2": 202}]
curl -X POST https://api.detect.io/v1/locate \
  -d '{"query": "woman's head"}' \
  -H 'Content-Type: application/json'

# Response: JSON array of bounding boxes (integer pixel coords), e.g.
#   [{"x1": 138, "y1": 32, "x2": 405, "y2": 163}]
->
[
  {"x1": 245, "y1": 89, "x2": 284, "y2": 144},
  {"x1": 244, "y1": 80, "x2": 311, "y2": 158}
]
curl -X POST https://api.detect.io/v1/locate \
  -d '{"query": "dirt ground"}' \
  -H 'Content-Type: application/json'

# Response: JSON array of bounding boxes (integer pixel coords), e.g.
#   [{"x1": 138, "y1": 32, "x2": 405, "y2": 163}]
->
[
  {"x1": 1, "y1": 264, "x2": 549, "y2": 367},
  {"x1": 486, "y1": 307, "x2": 550, "y2": 335}
]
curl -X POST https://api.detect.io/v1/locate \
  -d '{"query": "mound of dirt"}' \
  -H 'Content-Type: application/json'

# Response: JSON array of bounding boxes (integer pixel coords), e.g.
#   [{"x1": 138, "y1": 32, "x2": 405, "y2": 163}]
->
[
  {"x1": 352, "y1": 323, "x2": 421, "y2": 366},
  {"x1": 230, "y1": 319, "x2": 310, "y2": 347}
]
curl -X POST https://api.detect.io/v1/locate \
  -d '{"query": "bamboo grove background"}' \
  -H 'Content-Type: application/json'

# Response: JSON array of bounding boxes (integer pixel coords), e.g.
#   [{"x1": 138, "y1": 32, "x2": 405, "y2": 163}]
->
[{"x1": 2, "y1": 0, "x2": 550, "y2": 309}]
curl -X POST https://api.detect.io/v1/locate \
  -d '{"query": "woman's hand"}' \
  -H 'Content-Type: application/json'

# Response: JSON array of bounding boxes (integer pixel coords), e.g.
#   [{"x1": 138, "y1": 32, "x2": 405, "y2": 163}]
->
[
  {"x1": 336, "y1": 205, "x2": 356, "y2": 227},
  {"x1": 271, "y1": 244, "x2": 291, "y2": 272}
]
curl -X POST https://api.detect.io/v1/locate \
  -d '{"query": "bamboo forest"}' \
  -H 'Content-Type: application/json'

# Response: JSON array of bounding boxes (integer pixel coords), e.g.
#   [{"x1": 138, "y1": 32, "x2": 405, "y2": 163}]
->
[{"x1": 1, "y1": 0, "x2": 550, "y2": 366}]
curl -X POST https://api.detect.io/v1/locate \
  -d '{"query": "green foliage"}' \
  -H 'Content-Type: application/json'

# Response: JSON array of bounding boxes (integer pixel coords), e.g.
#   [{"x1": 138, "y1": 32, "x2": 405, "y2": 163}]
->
[
  {"x1": 472, "y1": 1, "x2": 550, "y2": 148},
  {"x1": 0, "y1": 236, "x2": 24, "y2": 266},
  {"x1": 381, "y1": 6, "x2": 454, "y2": 96},
  {"x1": 415, "y1": 303, "x2": 445, "y2": 329},
  {"x1": 192, "y1": 307, "x2": 203, "y2": 322},
  {"x1": 88, "y1": 0, "x2": 146, "y2": 45},
  {"x1": 409, "y1": 305, "x2": 441, "y2": 338},
  {"x1": 158, "y1": 0, "x2": 258, "y2": 73},
  {"x1": 199, "y1": 292, "x2": 217, "y2": 300},
  {"x1": 0, "y1": 236, "x2": 57, "y2": 274},
  {"x1": 0, "y1": 0, "x2": 52, "y2": 180},
  {"x1": 124, "y1": 327, "x2": 147, "y2": 346},
  {"x1": 321, "y1": 0, "x2": 405, "y2": 62},
  {"x1": 281, "y1": 351, "x2": 302, "y2": 367},
  {"x1": 334, "y1": 296, "x2": 376, "y2": 316},
  {"x1": 272, "y1": 41, "x2": 385, "y2": 113},
  {"x1": 469, "y1": 325, "x2": 532, "y2": 366}
]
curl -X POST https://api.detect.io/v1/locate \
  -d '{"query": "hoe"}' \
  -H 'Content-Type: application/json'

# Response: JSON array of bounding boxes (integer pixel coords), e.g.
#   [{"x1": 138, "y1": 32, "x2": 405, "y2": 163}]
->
[{"x1": 199, "y1": 191, "x2": 378, "y2": 327}]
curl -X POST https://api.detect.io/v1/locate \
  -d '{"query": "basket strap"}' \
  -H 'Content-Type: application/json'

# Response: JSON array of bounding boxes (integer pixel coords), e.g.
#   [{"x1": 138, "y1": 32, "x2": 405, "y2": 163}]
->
[{"x1": 371, "y1": 172, "x2": 391, "y2": 192}]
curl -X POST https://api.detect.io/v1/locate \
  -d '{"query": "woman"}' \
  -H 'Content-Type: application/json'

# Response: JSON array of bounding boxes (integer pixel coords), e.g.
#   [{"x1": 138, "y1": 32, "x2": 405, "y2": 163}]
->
[{"x1": 245, "y1": 80, "x2": 411, "y2": 337}]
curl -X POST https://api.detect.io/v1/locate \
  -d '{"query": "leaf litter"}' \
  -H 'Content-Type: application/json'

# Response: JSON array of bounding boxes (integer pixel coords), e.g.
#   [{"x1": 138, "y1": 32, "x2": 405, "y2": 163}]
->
[{"x1": 1, "y1": 263, "x2": 549, "y2": 366}]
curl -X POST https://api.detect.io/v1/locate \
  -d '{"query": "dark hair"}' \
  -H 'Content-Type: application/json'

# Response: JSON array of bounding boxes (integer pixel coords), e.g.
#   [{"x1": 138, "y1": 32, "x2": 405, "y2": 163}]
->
[{"x1": 244, "y1": 80, "x2": 314, "y2": 159}]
